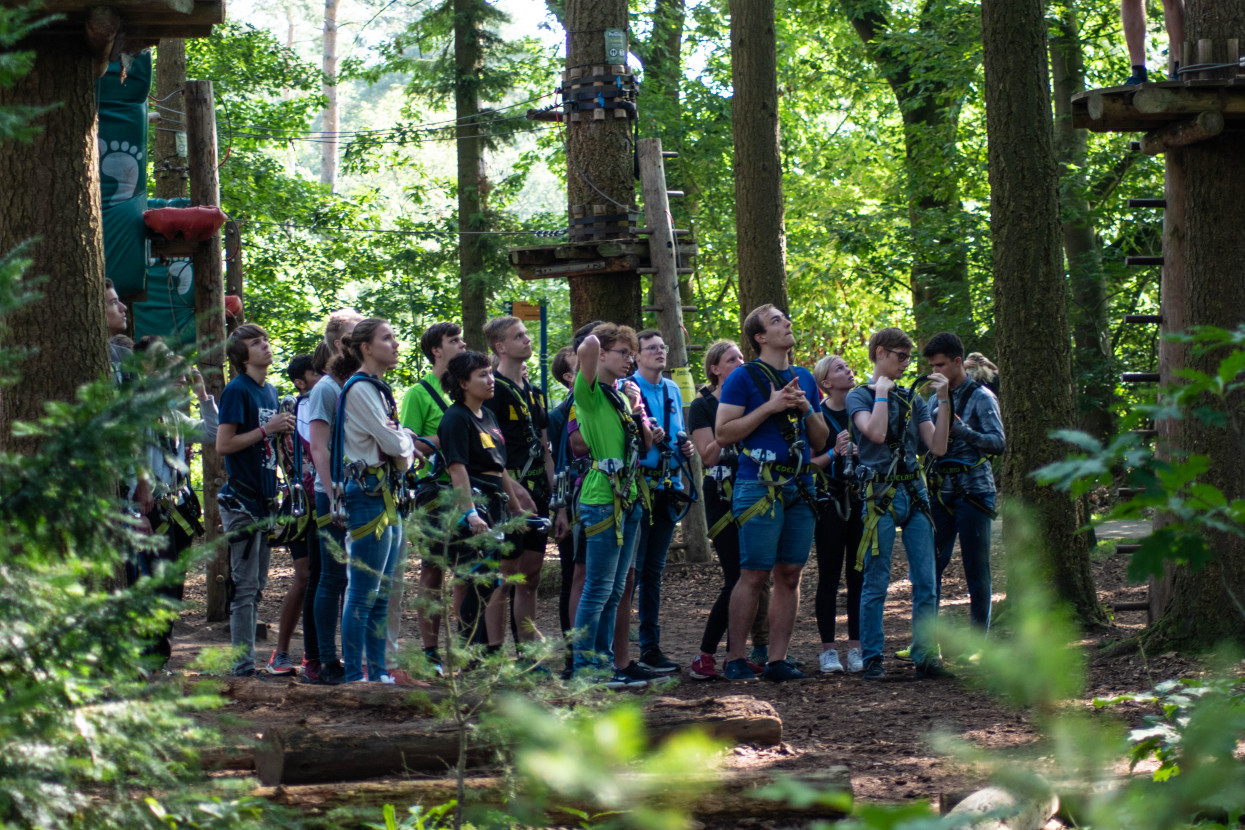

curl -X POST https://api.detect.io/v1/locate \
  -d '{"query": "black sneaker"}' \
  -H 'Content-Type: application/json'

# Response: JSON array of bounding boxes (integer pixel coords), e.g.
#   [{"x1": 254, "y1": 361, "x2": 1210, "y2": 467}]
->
[
  {"x1": 761, "y1": 659, "x2": 808, "y2": 682},
  {"x1": 318, "y1": 659, "x2": 347, "y2": 686},
  {"x1": 860, "y1": 656, "x2": 885, "y2": 681},
  {"x1": 914, "y1": 659, "x2": 954, "y2": 680},
  {"x1": 723, "y1": 657, "x2": 759, "y2": 681},
  {"x1": 638, "y1": 650, "x2": 678, "y2": 674},
  {"x1": 603, "y1": 671, "x2": 647, "y2": 689},
  {"x1": 620, "y1": 661, "x2": 658, "y2": 685}
]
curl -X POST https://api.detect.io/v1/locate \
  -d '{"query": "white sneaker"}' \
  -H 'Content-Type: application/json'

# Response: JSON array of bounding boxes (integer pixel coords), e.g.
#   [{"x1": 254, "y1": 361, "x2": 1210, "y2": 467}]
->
[
  {"x1": 818, "y1": 649, "x2": 844, "y2": 674},
  {"x1": 378, "y1": 673, "x2": 396, "y2": 684},
  {"x1": 845, "y1": 647, "x2": 864, "y2": 673}
]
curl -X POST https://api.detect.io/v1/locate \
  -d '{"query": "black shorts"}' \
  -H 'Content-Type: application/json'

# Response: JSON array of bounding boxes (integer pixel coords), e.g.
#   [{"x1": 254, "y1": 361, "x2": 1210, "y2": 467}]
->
[{"x1": 504, "y1": 478, "x2": 549, "y2": 559}]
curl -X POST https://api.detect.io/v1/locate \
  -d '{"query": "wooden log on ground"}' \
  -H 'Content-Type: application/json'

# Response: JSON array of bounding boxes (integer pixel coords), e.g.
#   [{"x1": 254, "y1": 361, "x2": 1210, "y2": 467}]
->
[
  {"x1": 945, "y1": 787, "x2": 1059, "y2": 830},
  {"x1": 253, "y1": 767, "x2": 852, "y2": 822},
  {"x1": 216, "y1": 676, "x2": 458, "y2": 713},
  {"x1": 1140, "y1": 111, "x2": 1224, "y2": 155},
  {"x1": 251, "y1": 695, "x2": 783, "y2": 785}
]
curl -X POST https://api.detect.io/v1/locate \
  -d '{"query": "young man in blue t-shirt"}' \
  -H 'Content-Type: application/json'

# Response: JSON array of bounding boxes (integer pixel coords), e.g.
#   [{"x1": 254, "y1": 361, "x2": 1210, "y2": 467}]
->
[
  {"x1": 216, "y1": 324, "x2": 296, "y2": 676},
  {"x1": 846, "y1": 327, "x2": 951, "y2": 681},
  {"x1": 716, "y1": 305, "x2": 828, "y2": 682}
]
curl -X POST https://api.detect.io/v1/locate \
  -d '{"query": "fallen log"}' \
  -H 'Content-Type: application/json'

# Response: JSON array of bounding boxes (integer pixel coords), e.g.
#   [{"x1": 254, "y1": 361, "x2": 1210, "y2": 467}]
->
[
  {"x1": 252, "y1": 695, "x2": 783, "y2": 785},
  {"x1": 945, "y1": 787, "x2": 1059, "y2": 830},
  {"x1": 216, "y1": 676, "x2": 461, "y2": 714},
  {"x1": 254, "y1": 766, "x2": 852, "y2": 822}
]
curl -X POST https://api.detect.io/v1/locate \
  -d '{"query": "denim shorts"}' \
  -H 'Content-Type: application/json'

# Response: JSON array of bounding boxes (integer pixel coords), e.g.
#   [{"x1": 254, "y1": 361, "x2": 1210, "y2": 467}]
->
[{"x1": 732, "y1": 478, "x2": 816, "y2": 571}]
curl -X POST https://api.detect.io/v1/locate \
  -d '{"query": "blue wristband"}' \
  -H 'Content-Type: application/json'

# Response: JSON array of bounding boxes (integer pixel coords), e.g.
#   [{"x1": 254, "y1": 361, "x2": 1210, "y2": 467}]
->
[{"x1": 874, "y1": 397, "x2": 888, "y2": 403}]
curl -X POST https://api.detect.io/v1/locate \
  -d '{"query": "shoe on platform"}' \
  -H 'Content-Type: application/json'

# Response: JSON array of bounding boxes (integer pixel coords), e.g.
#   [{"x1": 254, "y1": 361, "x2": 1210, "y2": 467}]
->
[{"x1": 819, "y1": 649, "x2": 844, "y2": 674}]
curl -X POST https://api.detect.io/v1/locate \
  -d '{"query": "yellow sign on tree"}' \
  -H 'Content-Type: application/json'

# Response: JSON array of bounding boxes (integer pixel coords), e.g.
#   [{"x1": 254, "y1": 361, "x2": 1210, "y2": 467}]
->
[{"x1": 512, "y1": 300, "x2": 542, "y2": 321}]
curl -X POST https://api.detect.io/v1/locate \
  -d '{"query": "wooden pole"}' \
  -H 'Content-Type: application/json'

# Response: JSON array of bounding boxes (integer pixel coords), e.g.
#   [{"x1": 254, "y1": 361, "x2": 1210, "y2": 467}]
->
[
  {"x1": 637, "y1": 138, "x2": 710, "y2": 564},
  {"x1": 153, "y1": 39, "x2": 186, "y2": 201},
  {"x1": 186, "y1": 79, "x2": 229, "y2": 622},
  {"x1": 1139, "y1": 111, "x2": 1224, "y2": 155}
]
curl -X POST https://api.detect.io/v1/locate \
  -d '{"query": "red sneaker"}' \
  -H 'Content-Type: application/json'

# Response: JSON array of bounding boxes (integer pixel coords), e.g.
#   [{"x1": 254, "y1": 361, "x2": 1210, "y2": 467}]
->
[{"x1": 689, "y1": 653, "x2": 719, "y2": 680}]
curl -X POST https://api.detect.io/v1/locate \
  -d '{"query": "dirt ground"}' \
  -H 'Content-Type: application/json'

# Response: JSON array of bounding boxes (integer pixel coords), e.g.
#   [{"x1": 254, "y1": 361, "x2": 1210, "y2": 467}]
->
[{"x1": 167, "y1": 517, "x2": 1203, "y2": 810}]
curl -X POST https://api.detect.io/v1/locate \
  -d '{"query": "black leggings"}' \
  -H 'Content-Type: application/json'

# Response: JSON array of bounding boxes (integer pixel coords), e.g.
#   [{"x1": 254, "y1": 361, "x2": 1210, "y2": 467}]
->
[
  {"x1": 813, "y1": 500, "x2": 864, "y2": 643},
  {"x1": 292, "y1": 519, "x2": 321, "y2": 662},
  {"x1": 698, "y1": 484, "x2": 769, "y2": 655}
]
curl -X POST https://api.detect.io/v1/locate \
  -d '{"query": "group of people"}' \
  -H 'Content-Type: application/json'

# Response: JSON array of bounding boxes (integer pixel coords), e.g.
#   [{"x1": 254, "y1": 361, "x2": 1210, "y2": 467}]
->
[{"x1": 107, "y1": 281, "x2": 1005, "y2": 688}]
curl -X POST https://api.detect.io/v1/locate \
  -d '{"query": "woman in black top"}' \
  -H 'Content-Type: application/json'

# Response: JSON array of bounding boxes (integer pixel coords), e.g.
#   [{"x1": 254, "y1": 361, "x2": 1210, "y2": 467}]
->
[
  {"x1": 810, "y1": 354, "x2": 865, "y2": 674},
  {"x1": 687, "y1": 339, "x2": 771, "y2": 680},
  {"x1": 437, "y1": 351, "x2": 524, "y2": 650}
]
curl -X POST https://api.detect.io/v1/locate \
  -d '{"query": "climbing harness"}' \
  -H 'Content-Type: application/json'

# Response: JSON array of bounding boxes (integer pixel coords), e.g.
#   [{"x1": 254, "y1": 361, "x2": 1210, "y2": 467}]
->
[
  {"x1": 734, "y1": 361, "x2": 818, "y2": 529},
  {"x1": 583, "y1": 383, "x2": 643, "y2": 545}
]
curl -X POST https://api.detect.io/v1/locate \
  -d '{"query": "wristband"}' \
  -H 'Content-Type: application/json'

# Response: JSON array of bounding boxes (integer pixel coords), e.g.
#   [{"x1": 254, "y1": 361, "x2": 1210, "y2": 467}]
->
[
  {"x1": 464, "y1": 508, "x2": 479, "y2": 520},
  {"x1": 874, "y1": 397, "x2": 888, "y2": 404},
  {"x1": 259, "y1": 425, "x2": 268, "y2": 438}
]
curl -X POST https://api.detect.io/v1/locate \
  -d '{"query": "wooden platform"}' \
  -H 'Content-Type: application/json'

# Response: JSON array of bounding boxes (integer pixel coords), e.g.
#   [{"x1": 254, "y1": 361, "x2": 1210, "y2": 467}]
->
[
  {"x1": 25, "y1": 0, "x2": 225, "y2": 43},
  {"x1": 508, "y1": 236, "x2": 698, "y2": 281},
  {"x1": 1072, "y1": 78, "x2": 1245, "y2": 133}
]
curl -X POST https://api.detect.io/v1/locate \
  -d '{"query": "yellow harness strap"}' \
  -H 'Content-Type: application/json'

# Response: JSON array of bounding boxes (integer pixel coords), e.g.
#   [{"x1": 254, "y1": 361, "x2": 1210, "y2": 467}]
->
[
  {"x1": 856, "y1": 480, "x2": 899, "y2": 570},
  {"x1": 152, "y1": 496, "x2": 195, "y2": 537},
  {"x1": 349, "y1": 465, "x2": 400, "y2": 542}
]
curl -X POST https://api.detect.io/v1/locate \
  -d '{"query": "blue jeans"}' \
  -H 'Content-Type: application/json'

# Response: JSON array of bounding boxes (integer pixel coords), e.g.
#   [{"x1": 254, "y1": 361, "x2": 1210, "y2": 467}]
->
[
  {"x1": 634, "y1": 492, "x2": 678, "y2": 655},
  {"x1": 732, "y1": 479, "x2": 816, "y2": 571},
  {"x1": 573, "y1": 501, "x2": 640, "y2": 672},
  {"x1": 859, "y1": 484, "x2": 938, "y2": 665},
  {"x1": 341, "y1": 476, "x2": 403, "y2": 682},
  {"x1": 933, "y1": 491, "x2": 995, "y2": 630},
  {"x1": 314, "y1": 490, "x2": 349, "y2": 664}
]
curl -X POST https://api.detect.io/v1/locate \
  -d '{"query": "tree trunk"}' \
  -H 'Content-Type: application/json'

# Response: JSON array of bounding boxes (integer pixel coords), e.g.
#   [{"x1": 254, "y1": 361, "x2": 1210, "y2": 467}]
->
[
  {"x1": 981, "y1": 0, "x2": 1107, "y2": 626},
  {"x1": 1050, "y1": 10, "x2": 1114, "y2": 442},
  {"x1": 730, "y1": 0, "x2": 788, "y2": 347},
  {"x1": 0, "y1": 37, "x2": 109, "y2": 452},
  {"x1": 456, "y1": 0, "x2": 489, "y2": 351},
  {"x1": 320, "y1": 0, "x2": 339, "y2": 190},
  {"x1": 154, "y1": 40, "x2": 187, "y2": 201},
  {"x1": 1148, "y1": 0, "x2": 1245, "y2": 649},
  {"x1": 565, "y1": 0, "x2": 640, "y2": 331}
]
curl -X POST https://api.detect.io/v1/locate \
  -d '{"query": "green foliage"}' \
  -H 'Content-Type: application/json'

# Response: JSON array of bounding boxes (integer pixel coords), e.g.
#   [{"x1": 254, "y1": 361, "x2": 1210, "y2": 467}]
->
[
  {"x1": 1036, "y1": 326, "x2": 1245, "y2": 583},
  {"x1": 0, "y1": 4, "x2": 54, "y2": 143}
]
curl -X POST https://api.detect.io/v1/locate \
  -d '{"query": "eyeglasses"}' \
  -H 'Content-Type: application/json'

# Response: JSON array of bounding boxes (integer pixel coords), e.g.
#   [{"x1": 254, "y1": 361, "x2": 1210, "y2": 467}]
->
[
  {"x1": 642, "y1": 344, "x2": 669, "y2": 354},
  {"x1": 605, "y1": 348, "x2": 634, "y2": 359},
  {"x1": 885, "y1": 348, "x2": 913, "y2": 364}
]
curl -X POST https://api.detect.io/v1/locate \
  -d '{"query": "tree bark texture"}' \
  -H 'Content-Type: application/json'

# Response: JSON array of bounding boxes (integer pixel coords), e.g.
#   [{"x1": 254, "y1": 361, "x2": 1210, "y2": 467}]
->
[
  {"x1": 1149, "y1": 0, "x2": 1245, "y2": 649},
  {"x1": 565, "y1": 0, "x2": 640, "y2": 331},
  {"x1": 844, "y1": 0, "x2": 974, "y2": 344},
  {"x1": 982, "y1": 0, "x2": 1107, "y2": 626},
  {"x1": 1050, "y1": 10, "x2": 1114, "y2": 442},
  {"x1": 0, "y1": 37, "x2": 109, "y2": 452},
  {"x1": 320, "y1": 0, "x2": 339, "y2": 190},
  {"x1": 730, "y1": 0, "x2": 788, "y2": 349},
  {"x1": 456, "y1": 0, "x2": 490, "y2": 352},
  {"x1": 154, "y1": 40, "x2": 187, "y2": 201}
]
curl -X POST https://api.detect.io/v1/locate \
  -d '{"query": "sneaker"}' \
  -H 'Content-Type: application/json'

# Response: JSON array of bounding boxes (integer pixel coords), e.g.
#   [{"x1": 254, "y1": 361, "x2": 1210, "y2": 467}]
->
[
  {"x1": 603, "y1": 671, "x2": 648, "y2": 689},
  {"x1": 318, "y1": 659, "x2": 347, "y2": 686},
  {"x1": 894, "y1": 645, "x2": 913, "y2": 662},
  {"x1": 846, "y1": 647, "x2": 864, "y2": 673},
  {"x1": 1124, "y1": 67, "x2": 1147, "y2": 85},
  {"x1": 689, "y1": 653, "x2": 719, "y2": 680},
  {"x1": 748, "y1": 645, "x2": 768, "y2": 666},
  {"x1": 385, "y1": 668, "x2": 418, "y2": 686},
  {"x1": 638, "y1": 650, "x2": 678, "y2": 674},
  {"x1": 723, "y1": 657, "x2": 759, "y2": 681},
  {"x1": 915, "y1": 659, "x2": 954, "y2": 680},
  {"x1": 266, "y1": 650, "x2": 298, "y2": 676},
  {"x1": 423, "y1": 648, "x2": 445, "y2": 678},
  {"x1": 620, "y1": 660, "x2": 659, "y2": 685},
  {"x1": 818, "y1": 649, "x2": 844, "y2": 674},
  {"x1": 860, "y1": 656, "x2": 885, "y2": 681},
  {"x1": 301, "y1": 658, "x2": 321, "y2": 684},
  {"x1": 762, "y1": 659, "x2": 808, "y2": 682}
]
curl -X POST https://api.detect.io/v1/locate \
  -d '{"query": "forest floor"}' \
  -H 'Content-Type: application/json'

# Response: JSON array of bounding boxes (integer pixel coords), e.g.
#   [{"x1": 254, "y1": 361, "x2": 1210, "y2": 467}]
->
[{"x1": 167, "y1": 517, "x2": 1206, "y2": 814}]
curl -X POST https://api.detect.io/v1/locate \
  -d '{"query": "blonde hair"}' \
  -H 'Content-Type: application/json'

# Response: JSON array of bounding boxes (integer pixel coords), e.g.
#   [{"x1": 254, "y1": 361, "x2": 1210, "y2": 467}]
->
[{"x1": 813, "y1": 354, "x2": 848, "y2": 386}]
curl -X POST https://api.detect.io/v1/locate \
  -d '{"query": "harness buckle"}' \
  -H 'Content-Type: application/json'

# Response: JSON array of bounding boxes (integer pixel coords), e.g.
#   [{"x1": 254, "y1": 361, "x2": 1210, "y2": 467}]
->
[{"x1": 596, "y1": 457, "x2": 626, "y2": 475}]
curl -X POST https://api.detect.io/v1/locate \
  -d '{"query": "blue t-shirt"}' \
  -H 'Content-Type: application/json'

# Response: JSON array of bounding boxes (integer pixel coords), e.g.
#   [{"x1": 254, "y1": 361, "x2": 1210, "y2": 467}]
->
[
  {"x1": 218, "y1": 372, "x2": 280, "y2": 515},
  {"x1": 718, "y1": 360, "x2": 819, "y2": 482},
  {"x1": 630, "y1": 372, "x2": 687, "y2": 491}
]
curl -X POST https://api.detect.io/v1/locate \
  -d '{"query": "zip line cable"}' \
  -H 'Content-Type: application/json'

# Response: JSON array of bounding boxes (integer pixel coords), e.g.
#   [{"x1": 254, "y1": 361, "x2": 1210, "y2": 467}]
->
[{"x1": 243, "y1": 218, "x2": 566, "y2": 238}]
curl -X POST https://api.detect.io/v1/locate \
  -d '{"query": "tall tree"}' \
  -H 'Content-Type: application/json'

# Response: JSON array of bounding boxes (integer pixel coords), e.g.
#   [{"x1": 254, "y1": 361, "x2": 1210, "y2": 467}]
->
[
  {"x1": 730, "y1": 0, "x2": 788, "y2": 340},
  {"x1": 455, "y1": 0, "x2": 489, "y2": 351},
  {"x1": 838, "y1": 0, "x2": 978, "y2": 342},
  {"x1": 0, "y1": 34, "x2": 109, "y2": 452},
  {"x1": 154, "y1": 40, "x2": 187, "y2": 201},
  {"x1": 1150, "y1": 0, "x2": 1245, "y2": 648},
  {"x1": 982, "y1": 0, "x2": 1107, "y2": 625},
  {"x1": 1050, "y1": 7, "x2": 1114, "y2": 441},
  {"x1": 321, "y1": 0, "x2": 339, "y2": 190}
]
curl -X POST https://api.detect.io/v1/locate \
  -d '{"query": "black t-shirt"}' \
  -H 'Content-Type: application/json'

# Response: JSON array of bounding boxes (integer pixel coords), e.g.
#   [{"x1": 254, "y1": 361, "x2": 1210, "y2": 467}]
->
[
  {"x1": 688, "y1": 390, "x2": 738, "y2": 489},
  {"x1": 483, "y1": 374, "x2": 547, "y2": 474},
  {"x1": 438, "y1": 403, "x2": 506, "y2": 492}
]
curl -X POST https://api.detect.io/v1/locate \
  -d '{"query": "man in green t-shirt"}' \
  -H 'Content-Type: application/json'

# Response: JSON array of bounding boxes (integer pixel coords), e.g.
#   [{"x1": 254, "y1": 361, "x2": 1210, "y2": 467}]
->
[
  {"x1": 571, "y1": 323, "x2": 655, "y2": 688},
  {"x1": 399, "y1": 321, "x2": 466, "y2": 671}
]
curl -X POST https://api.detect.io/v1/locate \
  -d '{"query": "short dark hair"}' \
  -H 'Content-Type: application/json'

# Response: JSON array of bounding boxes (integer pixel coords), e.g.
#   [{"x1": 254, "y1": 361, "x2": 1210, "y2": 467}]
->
[
  {"x1": 636, "y1": 329, "x2": 662, "y2": 346},
  {"x1": 421, "y1": 321, "x2": 462, "y2": 362},
  {"x1": 552, "y1": 346, "x2": 575, "y2": 388},
  {"x1": 311, "y1": 341, "x2": 333, "y2": 373},
  {"x1": 573, "y1": 320, "x2": 605, "y2": 351},
  {"x1": 134, "y1": 335, "x2": 162, "y2": 353},
  {"x1": 226, "y1": 323, "x2": 268, "y2": 374},
  {"x1": 922, "y1": 332, "x2": 964, "y2": 362},
  {"x1": 443, "y1": 350, "x2": 493, "y2": 403},
  {"x1": 104, "y1": 278, "x2": 115, "y2": 292},
  {"x1": 866, "y1": 327, "x2": 914, "y2": 364},
  {"x1": 742, "y1": 304, "x2": 781, "y2": 355},
  {"x1": 287, "y1": 354, "x2": 315, "y2": 383}
]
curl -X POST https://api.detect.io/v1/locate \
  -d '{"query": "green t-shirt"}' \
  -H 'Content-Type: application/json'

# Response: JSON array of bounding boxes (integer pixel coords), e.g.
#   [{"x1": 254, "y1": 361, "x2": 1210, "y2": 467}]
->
[
  {"x1": 399, "y1": 372, "x2": 451, "y2": 436},
  {"x1": 573, "y1": 369, "x2": 638, "y2": 506}
]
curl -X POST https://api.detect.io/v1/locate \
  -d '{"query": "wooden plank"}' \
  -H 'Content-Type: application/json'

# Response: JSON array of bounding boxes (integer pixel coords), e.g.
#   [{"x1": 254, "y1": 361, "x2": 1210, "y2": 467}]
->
[
  {"x1": 517, "y1": 254, "x2": 638, "y2": 281},
  {"x1": 39, "y1": 0, "x2": 195, "y2": 13},
  {"x1": 1133, "y1": 85, "x2": 1245, "y2": 115}
]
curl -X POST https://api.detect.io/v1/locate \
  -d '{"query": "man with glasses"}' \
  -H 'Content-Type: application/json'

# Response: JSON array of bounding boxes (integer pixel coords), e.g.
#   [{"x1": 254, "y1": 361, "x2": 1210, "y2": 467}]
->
[
  {"x1": 846, "y1": 327, "x2": 951, "y2": 682},
  {"x1": 624, "y1": 330, "x2": 695, "y2": 677}
]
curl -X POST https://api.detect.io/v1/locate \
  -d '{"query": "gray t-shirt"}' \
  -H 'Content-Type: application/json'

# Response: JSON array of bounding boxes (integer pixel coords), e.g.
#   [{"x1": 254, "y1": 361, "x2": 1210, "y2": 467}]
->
[
  {"x1": 845, "y1": 384, "x2": 931, "y2": 476},
  {"x1": 306, "y1": 373, "x2": 343, "y2": 494}
]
